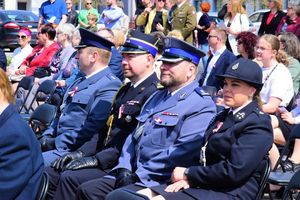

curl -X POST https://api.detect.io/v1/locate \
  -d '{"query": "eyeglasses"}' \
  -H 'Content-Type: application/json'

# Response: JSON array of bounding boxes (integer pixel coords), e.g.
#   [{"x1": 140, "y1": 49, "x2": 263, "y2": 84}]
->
[
  {"x1": 268, "y1": 0, "x2": 273, "y2": 3},
  {"x1": 66, "y1": 3, "x2": 72, "y2": 5},
  {"x1": 86, "y1": 2, "x2": 92, "y2": 5},
  {"x1": 207, "y1": 35, "x2": 218, "y2": 39},
  {"x1": 287, "y1": 7, "x2": 293, "y2": 10},
  {"x1": 17, "y1": 35, "x2": 27, "y2": 39},
  {"x1": 157, "y1": 0, "x2": 165, "y2": 2},
  {"x1": 254, "y1": 46, "x2": 273, "y2": 52}
]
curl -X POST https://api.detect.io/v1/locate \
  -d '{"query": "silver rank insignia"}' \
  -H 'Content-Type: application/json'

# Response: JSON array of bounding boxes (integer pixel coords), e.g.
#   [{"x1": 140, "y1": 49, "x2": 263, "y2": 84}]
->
[
  {"x1": 179, "y1": 93, "x2": 187, "y2": 99},
  {"x1": 231, "y1": 63, "x2": 239, "y2": 70},
  {"x1": 236, "y1": 112, "x2": 245, "y2": 120},
  {"x1": 125, "y1": 115, "x2": 132, "y2": 123}
]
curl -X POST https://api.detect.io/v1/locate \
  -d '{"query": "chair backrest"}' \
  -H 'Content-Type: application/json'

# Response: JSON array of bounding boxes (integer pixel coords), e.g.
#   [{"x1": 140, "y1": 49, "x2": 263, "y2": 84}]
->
[
  {"x1": 282, "y1": 170, "x2": 300, "y2": 200},
  {"x1": 28, "y1": 103, "x2": 57, "y2": 138},
  {"x1": 27, "y1": 80, "x2": 56, "y2": 112},
  {"x1": 255, "y1": 158, "x2": 271, "y2": 200},
  {"x1": 15, "y1": 76, "x2": 35, "y2": 113},
  {"x1": 201, "y1": 85, "x2": 217, "y2": 98},
  {"x1": 35, "y1": 172, "x2": 49, "y2": 200}
]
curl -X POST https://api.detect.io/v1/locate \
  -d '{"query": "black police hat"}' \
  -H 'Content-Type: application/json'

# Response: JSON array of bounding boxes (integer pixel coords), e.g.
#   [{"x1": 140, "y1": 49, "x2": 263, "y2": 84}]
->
[
  {"x1": 216, "y1": 58, "x2": 263, "y2": 91},
  {"x1": 158, "y1": 37, "x2": 205, "y2": 66},
  {"x1": 120, "y1": 30, "x2": 158, "y2": 57},
  {"x1": 75, "y1": 28, "x2": 114, "y2": 52}
]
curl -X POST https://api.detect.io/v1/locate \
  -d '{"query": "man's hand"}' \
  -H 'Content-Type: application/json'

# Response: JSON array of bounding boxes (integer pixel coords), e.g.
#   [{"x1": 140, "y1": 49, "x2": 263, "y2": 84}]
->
[
  {"x1": 165, "y1": 180, "x2": 190, "y2": 192},
  {"x1": 115, "y1": 168, "x2": 138, "y2": 189},
  {"x1": 51, "y1": 151, "x2": 83, "y2": 171},
  {"x1": 64, "y1": 156, "x2": 98, "y2": 170},
  {"x1": 40, "y1": 136, "x2": 55, "y2": 152},
  {"x1": 171, "y1": 167, "x2": 187, "y2": 183}
]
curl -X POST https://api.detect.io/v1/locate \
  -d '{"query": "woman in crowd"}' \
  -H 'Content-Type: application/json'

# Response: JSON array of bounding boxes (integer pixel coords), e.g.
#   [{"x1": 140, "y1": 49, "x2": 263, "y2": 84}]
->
[
  {"x1": 78, "y1": 0, "x2": 99, "y2": 28},
  {"x1": 236, "y1": 31, "x2": 258, "y2": 59},
  {"x1": 49, "y1": 23, "x2": 76, "y2": 79},
  {"x1": 224, "y1": 0, "x2": 250, "y2": 55},
  {"x1": 195, "y1": 2, "x2": 212, "y2": 68},
  {"x1": 0, "y1": 69, "x2": 44, "y2": 199},
  {"x1": 258, "y1": 0, "x2": 285, "y2": 36},
  {"x1": 106, "y1": 58, "x2": 273, "y2": 200},
  {"x1": 255, "y1": 34, "x2": 294, "y2": 114},
  {"x1": 278, "y1": 32, "x2": 300, "y2": 93},
  {"x1": 136, "y1": 0, "x2": 168, "y2": 34},
  {"x1": 7, "y1": 27, "x2": 33, "y2": 82},
  {"x1": 15, "y1": 24, "x2": 59, "y2": 78},
  {"x1": 276, "y1": 1, "x2": 300, "y2": 39}
]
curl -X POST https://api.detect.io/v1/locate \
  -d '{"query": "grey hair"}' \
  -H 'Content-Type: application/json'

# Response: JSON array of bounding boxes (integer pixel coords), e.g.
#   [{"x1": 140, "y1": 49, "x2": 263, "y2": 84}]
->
[{"x1": 57, "y1": 23, "x2": 76, "y2": 40}]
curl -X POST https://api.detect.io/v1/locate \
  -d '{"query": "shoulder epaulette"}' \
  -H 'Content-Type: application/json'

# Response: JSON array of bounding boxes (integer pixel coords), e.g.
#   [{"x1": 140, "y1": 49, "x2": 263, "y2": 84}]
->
[
  {"x1": 195, "y1": 87, "x2": 210, "y2": 97},
  {"x1": 106, "y1": 73, "x2": 117, "y2": 80}
]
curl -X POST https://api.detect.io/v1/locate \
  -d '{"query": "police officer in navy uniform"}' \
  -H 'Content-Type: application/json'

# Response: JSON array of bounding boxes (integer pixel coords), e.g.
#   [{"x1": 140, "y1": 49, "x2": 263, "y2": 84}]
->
[
  {"x1": 75, "y1": 37, "x2": 216, "y2": 200},
  {"x1": 44, "y1": 30, "x2": 160, "y2": 200},
  {"x1": 40, "y1": 28, "x2": 122, "y2": 166},
  {"x1": 105, "y1": 58, "x2": 274, "y2": 200}
]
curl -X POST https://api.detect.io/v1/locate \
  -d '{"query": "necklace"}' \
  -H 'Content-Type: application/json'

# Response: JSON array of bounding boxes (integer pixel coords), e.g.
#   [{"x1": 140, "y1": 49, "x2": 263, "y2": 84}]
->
[{"x1": 263, "y1": 63, "x2": 278, "y2": 84}]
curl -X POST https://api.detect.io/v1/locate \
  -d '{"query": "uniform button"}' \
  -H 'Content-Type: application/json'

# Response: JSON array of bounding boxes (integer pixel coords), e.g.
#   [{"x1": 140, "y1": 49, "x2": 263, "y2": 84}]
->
[
  {"x1": 140, "y1": 146, "x2": 143, "y2": 150},
  {"x1": 63, "y1": 147, "x2": 67, "y2": 150},
  {"x1": 147, "y1": 179, "x2": 151, "y2": 182}
]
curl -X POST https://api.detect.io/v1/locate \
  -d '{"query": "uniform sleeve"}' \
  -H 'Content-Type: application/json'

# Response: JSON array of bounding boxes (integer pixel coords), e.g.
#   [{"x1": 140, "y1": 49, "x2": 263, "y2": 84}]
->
[
  {"x1": 187, "y1": 115, "x2": 273, "y2": 188},
  {"x1": 0, "y1": 130, "x2": 33, "y2": 199},
  {"x1": 113, "y1": 133, "x2": 136, "y2": 171},
  {"x1": 55, "y1": 86, "x2": 119, "y2": 151},
  {"x1": 181, "y1": 6, "x2": 197, "y2": 39}
]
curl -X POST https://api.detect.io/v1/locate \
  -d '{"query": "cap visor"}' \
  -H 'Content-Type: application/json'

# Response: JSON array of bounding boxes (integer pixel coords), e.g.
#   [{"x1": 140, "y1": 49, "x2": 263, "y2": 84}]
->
[
  {"x1": 120, "y1": 46, "x2": 148, "y2": 54},
  {"x1": 158, "y1": 56, "x2": 184, "y2": 63},
  {"x1": 74, "y1": 44, "x2": 87, "y2": 49}
]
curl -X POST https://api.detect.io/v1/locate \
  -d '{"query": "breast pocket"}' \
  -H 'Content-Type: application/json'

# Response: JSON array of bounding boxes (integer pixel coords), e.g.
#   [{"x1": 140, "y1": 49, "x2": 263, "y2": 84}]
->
[
  {"x1": 69, "y1": 94, "x2": 90, "y2": 116},
  {"x1": 174, "y1": 13, "x2": 187, "y2": 26},
  {"x1": 151, "y1": 114, "x2": 179, "y2": 147}
]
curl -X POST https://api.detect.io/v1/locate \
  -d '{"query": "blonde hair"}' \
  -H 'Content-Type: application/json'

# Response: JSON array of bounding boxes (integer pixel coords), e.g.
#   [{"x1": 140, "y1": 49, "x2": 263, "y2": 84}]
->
[
  {"x1": 87, "y1": 12, "x2": 98, "y2": 22},
  {"x1": 0, "y1": 69, "x2": 14, "y2": 103},
  {"x1": 167, "y1": 30, "x2": 183, "y2": 40},
  {"x1": 87, "y1": 47, "x2": 112, "y2": 64},
  {"x1": 112, "y1": 29, "x2": 126, "y2": 48},
  {"x1": 260, "y1": 34, "x2": 289, "y2": 66},
  {"x1": 264, "y1": 0, "x2": 283, "y2": 11},
  {"x1": 225, "y1": 0, "x2": 247, "y2": 19},
  {"x1": 211, "y1": 27, "x2": 227, "y2": 43}
]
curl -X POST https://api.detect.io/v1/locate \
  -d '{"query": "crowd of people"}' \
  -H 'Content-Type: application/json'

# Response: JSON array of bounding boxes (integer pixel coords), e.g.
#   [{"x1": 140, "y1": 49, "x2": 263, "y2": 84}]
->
[{"x1": 1, "y1": 0, "x2": 300, "y2": 199}]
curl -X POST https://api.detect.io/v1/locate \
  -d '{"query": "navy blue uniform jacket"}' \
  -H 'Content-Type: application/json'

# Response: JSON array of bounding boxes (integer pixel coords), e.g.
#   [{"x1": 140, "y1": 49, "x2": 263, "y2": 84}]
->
[
  {"x1": 185, "y1": 101, "x2": 273, "y2": 200},
  {"x1": 0, "y1": 104, "x2": 44, "y2": 199},
  {"x1": 78, "y1": 73, "x2": 159, "y2": 170}
]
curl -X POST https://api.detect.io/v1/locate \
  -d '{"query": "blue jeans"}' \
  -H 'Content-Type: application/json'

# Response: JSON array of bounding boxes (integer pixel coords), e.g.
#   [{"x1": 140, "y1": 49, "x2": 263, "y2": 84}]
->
[{"x1": 199, "y1": 43, "x2": 209, "y2": 69}]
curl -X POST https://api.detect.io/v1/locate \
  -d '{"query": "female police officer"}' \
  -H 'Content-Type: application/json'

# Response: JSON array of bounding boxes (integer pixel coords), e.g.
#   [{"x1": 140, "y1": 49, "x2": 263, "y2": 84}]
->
[{"x1": 105, "y1": 58, "x2": 274, "y2": 200}]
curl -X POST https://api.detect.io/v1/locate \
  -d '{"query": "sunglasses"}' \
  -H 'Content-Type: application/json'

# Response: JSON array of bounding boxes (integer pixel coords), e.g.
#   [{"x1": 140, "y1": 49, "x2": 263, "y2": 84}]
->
[
  {"x1": 17, "y1": 35, "x2": 27, "y2": 39},
  {"x1": 86, "y1": 2, "x2": 92, "y2": 5},
  {"x1": 236, "y1": 40, "x2": 242, "y2": 45},
  {"x1": 158, "y1": 0, "x2": 165, "y2": 2}
]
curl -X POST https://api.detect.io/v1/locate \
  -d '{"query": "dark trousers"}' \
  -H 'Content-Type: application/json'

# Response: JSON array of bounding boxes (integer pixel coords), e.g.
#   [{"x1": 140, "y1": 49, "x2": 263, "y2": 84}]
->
[
  {"x1": 76, "y1": 176, "x2": 144, "y2": 200},
  {"x1": 45, "y1": 166, "x2": 108, "y2": 200}
]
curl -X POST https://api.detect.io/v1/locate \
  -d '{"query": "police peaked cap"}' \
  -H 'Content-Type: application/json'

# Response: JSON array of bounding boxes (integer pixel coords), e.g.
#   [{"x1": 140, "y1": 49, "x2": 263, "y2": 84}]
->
[
  {"x1": 158, "y1": 37, "x2": 205, "y2": 66},
  {"x1": 120, "y1": 30, "x2": 158, "y2": 57},
  {"x1": 216, "y1": 58, "x2": 263, "y2": 91},
  {"x1": 75, "y1": 28, "x2": 114, "y2": 51}
]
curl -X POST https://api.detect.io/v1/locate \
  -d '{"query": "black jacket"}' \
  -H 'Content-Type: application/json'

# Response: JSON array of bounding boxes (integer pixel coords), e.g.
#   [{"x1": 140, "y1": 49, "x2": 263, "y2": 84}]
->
[
  {"x1": 66, "y1": 9, "x2": 78, "y2": 27},
  {"x1": 258, "y1": 10, "x2": 286, "y2": 35}
]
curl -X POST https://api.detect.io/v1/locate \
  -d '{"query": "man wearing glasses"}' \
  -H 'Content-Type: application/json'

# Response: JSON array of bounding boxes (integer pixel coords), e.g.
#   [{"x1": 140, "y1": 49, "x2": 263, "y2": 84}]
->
[
  {"x1": 66, "y1": 0, "x2": 78, "y2": 27},
  {"x1": 78, "y1": 0, "x2": 99, "y2": 28},
  {"x1": 199, "y1": 27, "x2": 236, "y2": 91},
  {"x1": 38, "y1": 0, "x2": 68, "y2": 29}
]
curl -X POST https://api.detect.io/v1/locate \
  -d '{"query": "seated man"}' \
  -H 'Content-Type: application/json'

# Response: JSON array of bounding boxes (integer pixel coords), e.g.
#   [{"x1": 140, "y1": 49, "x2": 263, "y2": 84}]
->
[
  {"x1": 45, "y1": 30, "x2": 161, "y2": 200},
  {"x1": 40, "y1": 28, "x2": 122, "y2": 166},
  {"x1": 75, "y1": 37, "x2": 217, "y2": 200}
]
